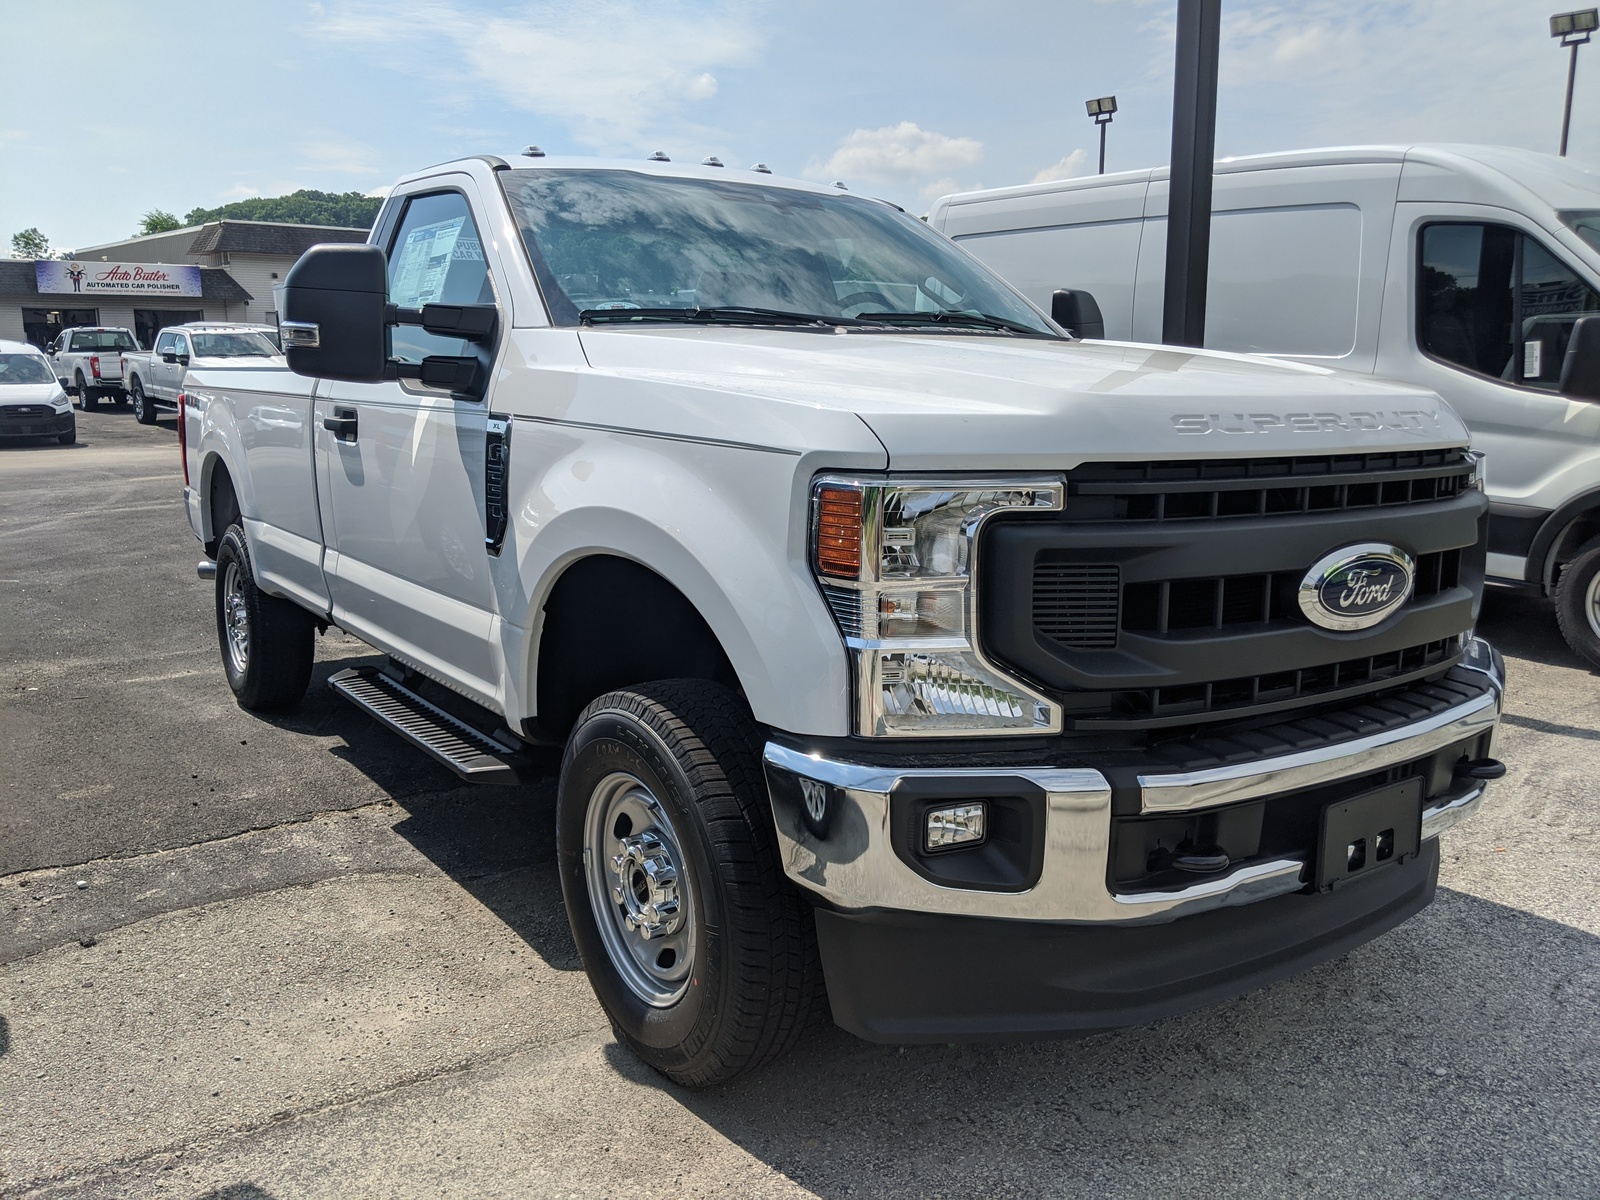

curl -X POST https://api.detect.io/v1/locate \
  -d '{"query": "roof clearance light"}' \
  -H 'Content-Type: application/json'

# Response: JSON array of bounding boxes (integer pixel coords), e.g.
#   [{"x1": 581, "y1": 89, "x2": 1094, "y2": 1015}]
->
[
  {"x1": 521, "y1": 145, "x2": 546, "y2": 157},
  {"x1": 750, "y1": 163, "x2": 772, "y2": 174},
  {"x1": 648, "y1": 150, "x2": 671, "y2": 162},
  {"x1": 701, "y1": 155, "x2": 724, "y2": 167}
]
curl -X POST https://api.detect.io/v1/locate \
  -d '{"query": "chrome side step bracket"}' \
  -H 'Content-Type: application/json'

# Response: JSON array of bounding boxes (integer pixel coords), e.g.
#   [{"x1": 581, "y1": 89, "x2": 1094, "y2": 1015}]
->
[{"x1": 328, "y1": 666, "x2": 525, "y2": 785}]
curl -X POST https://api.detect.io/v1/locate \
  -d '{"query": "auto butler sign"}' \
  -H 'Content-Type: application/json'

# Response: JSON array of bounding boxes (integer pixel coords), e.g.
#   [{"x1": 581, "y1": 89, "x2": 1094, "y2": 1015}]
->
[{"x1": 35, "y1": 260, "x2": 202, "y2": 297}]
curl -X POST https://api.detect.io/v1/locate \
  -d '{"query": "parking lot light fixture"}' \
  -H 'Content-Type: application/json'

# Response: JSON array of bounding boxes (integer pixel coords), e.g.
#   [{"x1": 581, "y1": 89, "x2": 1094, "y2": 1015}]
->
[
  {"x1": 1550, "y1": 8, "x2": 1598, "y2": 155},
  {"x1": 1086, "y1": 95, "x2": 1118, "y2": 174}
]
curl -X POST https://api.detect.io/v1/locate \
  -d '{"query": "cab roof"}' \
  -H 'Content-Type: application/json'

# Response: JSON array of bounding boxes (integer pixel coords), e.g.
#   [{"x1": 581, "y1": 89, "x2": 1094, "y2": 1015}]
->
[{"x1": 393, "y1": 152, "x2": 854, "y2": 201}]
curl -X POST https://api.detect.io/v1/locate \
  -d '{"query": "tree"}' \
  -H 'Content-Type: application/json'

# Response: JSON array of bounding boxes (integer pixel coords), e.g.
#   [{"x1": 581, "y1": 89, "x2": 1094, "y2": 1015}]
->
[
  {"x1": 137, "y1": 210, "x2": 182, "y2": 235},
  {"x1": 10, "y1": 227, "x2": 51, "y2": 259},
  {"x1": 183, "y1": 189, "x2": 381, "y2": 229}
]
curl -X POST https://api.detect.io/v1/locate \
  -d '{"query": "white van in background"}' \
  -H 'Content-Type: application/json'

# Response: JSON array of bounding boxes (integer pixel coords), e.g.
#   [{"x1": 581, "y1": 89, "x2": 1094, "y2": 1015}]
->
[{"x1": 930, "y1": 145, "x2": 1600, "y2": 666}]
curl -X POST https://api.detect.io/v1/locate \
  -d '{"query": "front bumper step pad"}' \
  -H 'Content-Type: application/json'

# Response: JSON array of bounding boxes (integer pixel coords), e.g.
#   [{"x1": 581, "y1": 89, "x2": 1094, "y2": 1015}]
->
[{"x1": 328, "y1": 666, "x2": 525, "y2": 785}]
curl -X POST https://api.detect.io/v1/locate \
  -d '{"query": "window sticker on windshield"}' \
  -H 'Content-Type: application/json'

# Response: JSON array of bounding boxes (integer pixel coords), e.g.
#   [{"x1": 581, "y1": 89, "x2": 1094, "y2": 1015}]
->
[{"x1": 391, "y1": 216, "x2": 466, "y2": 307}]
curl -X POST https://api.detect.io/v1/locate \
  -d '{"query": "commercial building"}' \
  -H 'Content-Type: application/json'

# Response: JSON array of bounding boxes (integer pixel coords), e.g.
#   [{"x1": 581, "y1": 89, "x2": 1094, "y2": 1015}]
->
[{"x1": 0, "y1": 219, "x2": 368, "y2": 349}]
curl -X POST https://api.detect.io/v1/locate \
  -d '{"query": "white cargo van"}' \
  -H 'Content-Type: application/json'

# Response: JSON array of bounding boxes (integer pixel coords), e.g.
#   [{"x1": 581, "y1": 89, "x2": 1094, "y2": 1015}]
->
[{"x1": 930, "y1": 145, "x2": 1600, "y2": 666}]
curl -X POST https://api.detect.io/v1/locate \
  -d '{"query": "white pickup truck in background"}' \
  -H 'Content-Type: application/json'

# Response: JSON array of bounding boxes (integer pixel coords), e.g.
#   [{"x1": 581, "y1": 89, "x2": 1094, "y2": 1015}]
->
[
  {"x1": 47, "y1": 326, "x2": 138, "y2": 411},
  {"x1": 121, "y1": 323, "x2": 283, "y2": 424},
  {"x1": 177, "y1": 152, "x2": 1506, "y2": 1086}
]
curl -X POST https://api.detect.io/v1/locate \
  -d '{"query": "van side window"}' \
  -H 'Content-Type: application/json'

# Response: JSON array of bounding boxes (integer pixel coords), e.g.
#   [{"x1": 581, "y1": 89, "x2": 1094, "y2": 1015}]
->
[
  {"x1": 1419, "y1": 222, "x2": 1600, "y2": 389},
  {"x1": 386, "y1": 191, "x2": 494, "y2": 367}
]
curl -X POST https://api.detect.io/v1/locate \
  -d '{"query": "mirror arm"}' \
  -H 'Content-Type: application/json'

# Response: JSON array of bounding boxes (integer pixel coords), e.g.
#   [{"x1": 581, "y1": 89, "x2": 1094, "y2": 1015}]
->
[{"x1": 385, "y1": 303, "x2": 498, "y2": 344}]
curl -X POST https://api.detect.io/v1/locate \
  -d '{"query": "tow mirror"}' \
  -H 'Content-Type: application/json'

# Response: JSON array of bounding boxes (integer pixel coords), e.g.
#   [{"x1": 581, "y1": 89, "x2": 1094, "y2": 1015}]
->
[
  {"x1": 160, "y1": 351, "x2": 177, "y2": 364},
  {"x1": 281, "y1": 243, "x2": 390, "y2": 383},
  {"x1": 280, "y1": 242, "x2": 498, "y2": 398},
  {"x1": 1051, "y1": 289, "x2": 1105, "y2": 340},
  {"x1": 1560, "y1": 315, "x2": 1600, "y2": 402}
]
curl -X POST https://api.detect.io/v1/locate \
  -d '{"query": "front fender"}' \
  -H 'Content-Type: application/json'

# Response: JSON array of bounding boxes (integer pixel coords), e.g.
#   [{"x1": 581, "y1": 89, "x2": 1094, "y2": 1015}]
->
[{"x1": 498, "y1": 425, "x2": 882, "y2": 738}]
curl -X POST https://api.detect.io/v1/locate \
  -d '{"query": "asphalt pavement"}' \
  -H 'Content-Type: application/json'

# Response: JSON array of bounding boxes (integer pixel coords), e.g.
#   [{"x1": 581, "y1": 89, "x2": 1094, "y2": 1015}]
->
[{"x1": 2, "y1": 408, "x2": 1597, "y2": 1198}]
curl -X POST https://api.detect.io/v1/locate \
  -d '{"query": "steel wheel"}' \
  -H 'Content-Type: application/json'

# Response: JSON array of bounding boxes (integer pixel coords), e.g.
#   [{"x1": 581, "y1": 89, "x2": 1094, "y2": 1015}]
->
[
  {"x1": 221, "y1": 558, "x2": 251, "y2": 676},
  {"x1": 582, "y1": 770, "x2": 697, "y2": 1008},
  {"x1": 1586, "y1": 569, "x2": 1600, "y2": 642}
]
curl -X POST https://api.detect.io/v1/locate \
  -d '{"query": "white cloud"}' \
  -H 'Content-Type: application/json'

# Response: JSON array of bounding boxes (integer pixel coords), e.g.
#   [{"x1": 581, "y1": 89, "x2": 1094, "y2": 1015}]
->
[
  {"x1": 1032, "y1": 149, "x2": 1089, "y2": 183},
  {"x1": 296, "y1": 135, "x2": 382, "y2": 177},
  {"x1": 315, "y1": 0, "x2": 759, "y2": 151},
  {"x1": 809, "y1": 122, "x2": 983, "y2": 189},
  {"x1": 1212, "y1": 0, "x2": 1578, "y2": 152}
]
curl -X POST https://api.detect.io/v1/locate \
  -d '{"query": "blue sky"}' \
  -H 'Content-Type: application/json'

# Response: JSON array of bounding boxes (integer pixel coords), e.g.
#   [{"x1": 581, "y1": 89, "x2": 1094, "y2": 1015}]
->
[{"x1": 2, "y1": 0, "x2": 1596, "y2": 251}]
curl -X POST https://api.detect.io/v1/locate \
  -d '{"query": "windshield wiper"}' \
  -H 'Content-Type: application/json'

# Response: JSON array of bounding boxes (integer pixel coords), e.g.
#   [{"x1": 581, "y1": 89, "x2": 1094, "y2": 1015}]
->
[
  {"x1": 852, "y1": 310, "x2": 1052, "y2": 337},
  {"x1": 579, "y1": 306, "x2": 858, "y2": 329}
]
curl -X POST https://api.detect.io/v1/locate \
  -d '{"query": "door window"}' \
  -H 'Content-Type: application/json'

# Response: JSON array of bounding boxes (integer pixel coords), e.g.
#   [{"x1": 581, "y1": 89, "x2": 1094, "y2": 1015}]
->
[
  {"x1": 1419, "y1": 222, "x2": 1600, "y2": 390},
  {"x1": 385, "y1": 190, "x2": 493, "y2": 366},
  {"x1": 155, "y1": 332, "x2": 176, "y2": 355}
]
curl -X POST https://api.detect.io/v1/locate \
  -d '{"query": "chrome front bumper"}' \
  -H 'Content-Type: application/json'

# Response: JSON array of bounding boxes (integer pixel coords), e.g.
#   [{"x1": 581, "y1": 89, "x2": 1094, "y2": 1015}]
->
[{"x1": 764, "y1": 638, "x2": 1504, "y2": 926}]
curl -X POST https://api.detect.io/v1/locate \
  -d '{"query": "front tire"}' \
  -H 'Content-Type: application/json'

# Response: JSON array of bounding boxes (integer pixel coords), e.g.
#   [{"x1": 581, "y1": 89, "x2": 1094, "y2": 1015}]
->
[
  {"x1": 557, "y1": 680, "x2": 823, "y2": 1087},
  {"x1": 214, "y1": 523, "x2": 315, "y2": 710},
  {"x1": 56, "y1": 425, "x2": 76, "y2": 446},
  {"x1": 1554, "y1": 536, "x2": 1600, "y2": 670},
  {"x1": 130, "y1": 378, "x2": 155, "y2": 425}
]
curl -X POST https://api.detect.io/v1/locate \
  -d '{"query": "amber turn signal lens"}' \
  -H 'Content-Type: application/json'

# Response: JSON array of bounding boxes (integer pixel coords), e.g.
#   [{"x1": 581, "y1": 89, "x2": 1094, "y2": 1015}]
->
[{"x1": 815, "y1": 486, "x2": 863, "y2": 578}]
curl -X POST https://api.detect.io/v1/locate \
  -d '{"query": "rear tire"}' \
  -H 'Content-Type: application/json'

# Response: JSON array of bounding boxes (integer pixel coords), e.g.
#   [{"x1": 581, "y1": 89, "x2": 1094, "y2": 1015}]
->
[
  {"x1": 131, "y1": 378, "x2": 155, "y2": 425},
  {"x1": 1554, "y1": 536, "x2": 1600, "y2": 670},
  {"x1": 214, "y1": 523, "x2": 315, "y2": 711},
  {"x1": 74, "y1": 372, "x2": 97, "y2": 411},
  {"x1": 557, "y1": 680, "x2": 823, "y2": 1087}
]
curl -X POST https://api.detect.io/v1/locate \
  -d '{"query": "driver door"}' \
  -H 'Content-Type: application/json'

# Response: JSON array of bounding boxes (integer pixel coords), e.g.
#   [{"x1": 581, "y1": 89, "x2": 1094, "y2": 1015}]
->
[{"x1": 314, "y1": 182, "x2": 504, "y2": 705}]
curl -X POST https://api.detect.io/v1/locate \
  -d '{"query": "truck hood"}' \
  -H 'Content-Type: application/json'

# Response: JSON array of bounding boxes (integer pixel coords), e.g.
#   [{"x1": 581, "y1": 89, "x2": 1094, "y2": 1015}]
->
[{"x1": 576, "y1": 328, "x2": 1468, "y2": 469}]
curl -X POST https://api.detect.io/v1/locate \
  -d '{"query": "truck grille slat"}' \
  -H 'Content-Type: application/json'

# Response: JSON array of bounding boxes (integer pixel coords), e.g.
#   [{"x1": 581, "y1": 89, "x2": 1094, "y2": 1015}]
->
[{"x1": 983, "y1": 450, "x2": 1484, "y2": 730}]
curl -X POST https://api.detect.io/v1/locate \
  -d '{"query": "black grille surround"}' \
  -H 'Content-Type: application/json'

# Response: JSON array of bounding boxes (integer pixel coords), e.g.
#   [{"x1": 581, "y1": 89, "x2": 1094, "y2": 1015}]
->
[{"x1": 981, "y1": 451, "x2": 1487, "y2": 731}]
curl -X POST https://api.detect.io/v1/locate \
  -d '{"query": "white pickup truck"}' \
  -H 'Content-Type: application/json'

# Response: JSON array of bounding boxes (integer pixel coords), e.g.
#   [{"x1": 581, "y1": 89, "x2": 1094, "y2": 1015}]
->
[
  {"x1": 47, "y1": 326, "x2": 138, "y2": 410},
  {"x1": 121, "y1": 323, "x2": 283, "y2": 425},
  {"x1": 179, "y1": 152, "x2": 1506, "y2": 1086}
]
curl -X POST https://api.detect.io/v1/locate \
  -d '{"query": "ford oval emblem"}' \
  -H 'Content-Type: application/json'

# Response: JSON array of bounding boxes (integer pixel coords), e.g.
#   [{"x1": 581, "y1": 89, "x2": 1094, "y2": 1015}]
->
[{"x1": 1297, "y1": 543, "x2": 1415, "y2": 631}]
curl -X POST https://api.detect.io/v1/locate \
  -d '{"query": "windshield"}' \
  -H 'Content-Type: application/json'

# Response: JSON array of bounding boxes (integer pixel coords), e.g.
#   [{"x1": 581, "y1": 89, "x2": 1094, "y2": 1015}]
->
[
  {"x1": 71, "y1": 330, "x2": 137, "y2": 351},
  {"x1": 191, "y1": 332, "x2": 279, "y2": 358},
  {"x1": 1561, "y1": 210, "x2": 1600, "y2": 255},
  {"x1": 501, "y1": 169, "x2": 1059, "y2": 336},
  {"x1": 0, "y1": 354, "x2": 55, "y2": 385}
]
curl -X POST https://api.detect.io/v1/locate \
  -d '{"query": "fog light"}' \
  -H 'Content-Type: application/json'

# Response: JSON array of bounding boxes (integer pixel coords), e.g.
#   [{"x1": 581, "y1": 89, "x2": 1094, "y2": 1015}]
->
[{"x1": 925, "y1": 802, "x2": 986, "y2": 852}]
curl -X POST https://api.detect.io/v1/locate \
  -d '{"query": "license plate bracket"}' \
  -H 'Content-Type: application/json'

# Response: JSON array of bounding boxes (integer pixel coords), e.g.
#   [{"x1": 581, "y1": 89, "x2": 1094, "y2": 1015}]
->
[{"x1": 1316, "y1": 777, "x2": 1423, "y2": 891}]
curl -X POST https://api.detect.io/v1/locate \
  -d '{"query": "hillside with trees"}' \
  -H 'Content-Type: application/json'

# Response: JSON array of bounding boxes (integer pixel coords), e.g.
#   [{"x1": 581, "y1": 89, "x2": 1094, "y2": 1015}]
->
[{"x1": 183, "y1": 189, "x2": 381, "y2": 229}]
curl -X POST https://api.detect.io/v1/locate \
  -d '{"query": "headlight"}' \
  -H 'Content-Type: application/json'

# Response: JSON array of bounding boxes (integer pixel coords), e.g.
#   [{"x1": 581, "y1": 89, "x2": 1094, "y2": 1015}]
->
[
  {"x1": 51, "y1": 390, "x2": 71, "y2": 412},
  {"x1": 811, "y1": 476, "x2": 1064, "y2": 736}
]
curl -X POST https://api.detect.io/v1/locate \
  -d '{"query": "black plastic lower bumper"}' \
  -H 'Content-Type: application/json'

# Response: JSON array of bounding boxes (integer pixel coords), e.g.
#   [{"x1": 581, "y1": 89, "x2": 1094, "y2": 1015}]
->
[
  {"x1": 0, "y1": 411, "x2": 74, "y2": 438},
  {"x1": 815, "y1": 838, "x2": 1438, "y2": 1043}
]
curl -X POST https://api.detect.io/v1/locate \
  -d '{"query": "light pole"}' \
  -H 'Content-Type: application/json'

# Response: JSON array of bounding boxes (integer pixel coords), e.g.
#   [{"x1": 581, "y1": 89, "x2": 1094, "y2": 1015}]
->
[
  {"x1": 1550, "y1": 8, "x2": 1598, "y2": 156},
  {"x1": 1086, "y1": 96, "x2": 1117, "y2": 174}
]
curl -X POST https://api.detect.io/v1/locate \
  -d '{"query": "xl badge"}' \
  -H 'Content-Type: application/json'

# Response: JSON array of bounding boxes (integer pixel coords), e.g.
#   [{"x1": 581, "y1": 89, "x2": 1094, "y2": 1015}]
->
[{"x1": 1297, "y1": 543, "x2": 1415, "y2": 631}]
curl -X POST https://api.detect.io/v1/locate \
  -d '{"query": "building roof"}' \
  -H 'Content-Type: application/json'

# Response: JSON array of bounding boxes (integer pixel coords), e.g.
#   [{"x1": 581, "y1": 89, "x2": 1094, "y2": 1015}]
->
[
  {"x1": 0, "y1": 261, "x2": 252, "y2": 302},
  {"x1": 185, "y1": 220, "x2": 369, "y2": 256}
]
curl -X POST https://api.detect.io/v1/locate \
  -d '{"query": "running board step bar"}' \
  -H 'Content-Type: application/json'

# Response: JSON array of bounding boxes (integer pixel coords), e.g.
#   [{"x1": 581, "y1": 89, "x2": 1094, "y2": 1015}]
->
[{"x1": 328, "y1": 666, "x2": 526, "y2": 785}]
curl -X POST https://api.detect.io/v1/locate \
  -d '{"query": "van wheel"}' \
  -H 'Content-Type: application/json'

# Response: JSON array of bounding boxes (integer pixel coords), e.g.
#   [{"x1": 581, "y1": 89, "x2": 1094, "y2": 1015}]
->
[
  {"x1": 131, "y1": 379, "x2": 155, "y2": 425},
  {"x1": 57, "y1": 425, "x2": 76, "y2": 446},
  {"x1": 214, "y1": 524, "x2": 315, "y2": 710},
  {"x1": 1554, "y1": 536, "x2": 1600, "y2": 670},
  {"x1": 557, "y1": 680, "x2": 823, "y2": 1087}
]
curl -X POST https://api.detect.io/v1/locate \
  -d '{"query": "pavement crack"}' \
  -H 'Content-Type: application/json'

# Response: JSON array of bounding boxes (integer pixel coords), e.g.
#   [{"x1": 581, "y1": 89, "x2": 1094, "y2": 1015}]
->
[{"x1": 14, "y1": 1024, "x2": 611, "y2": 1197}]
